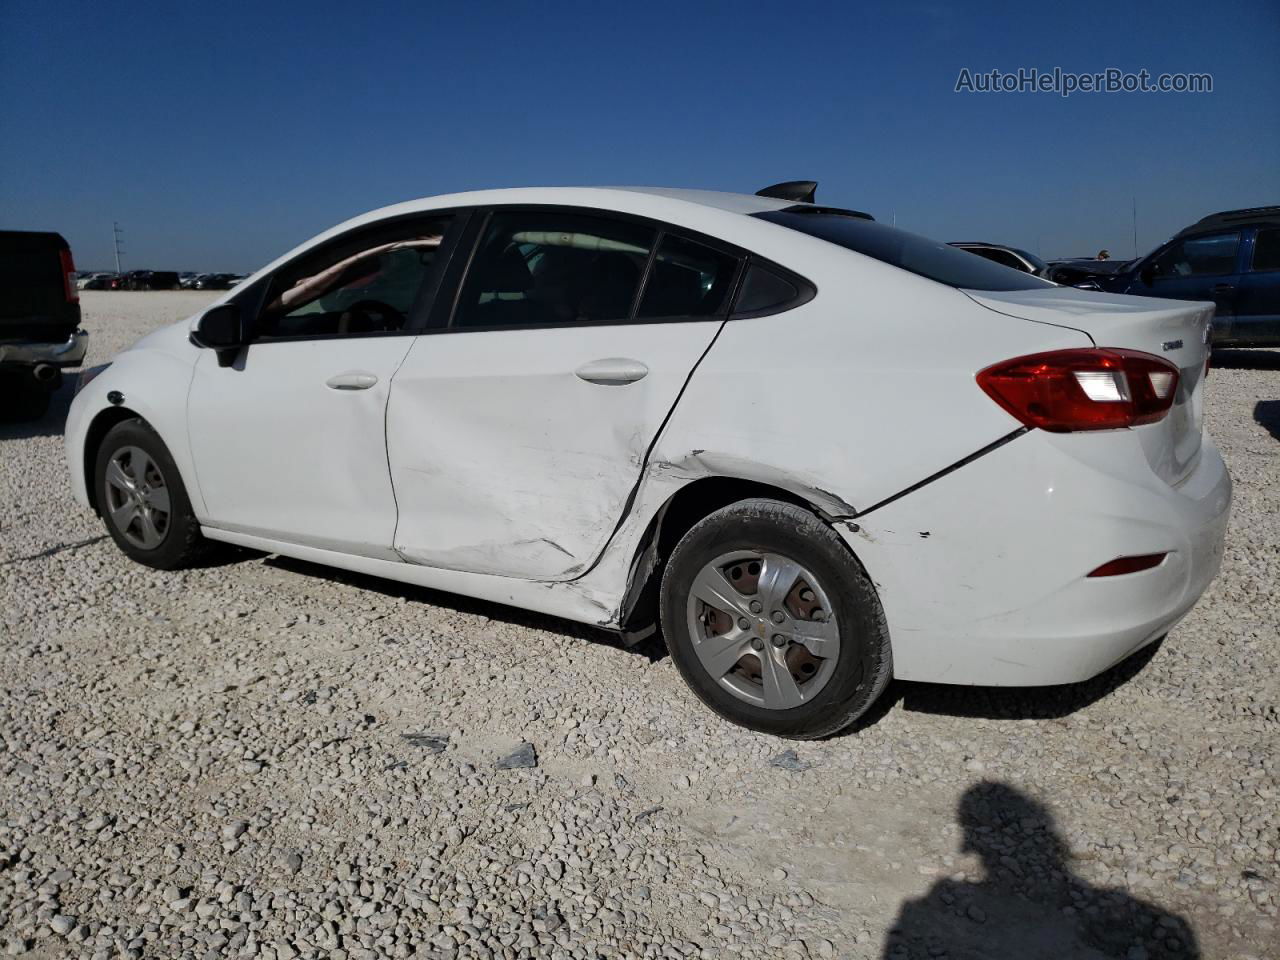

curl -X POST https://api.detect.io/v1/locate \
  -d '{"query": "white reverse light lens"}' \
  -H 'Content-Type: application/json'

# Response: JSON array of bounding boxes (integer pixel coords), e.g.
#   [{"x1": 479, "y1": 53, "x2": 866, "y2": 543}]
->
[
  {"x1": 1072, "y1": 370, "x2": 1129, "y2": 402},
  {"x1": 1147, "y1": 370, "x2": 1175, "y2": 399}
]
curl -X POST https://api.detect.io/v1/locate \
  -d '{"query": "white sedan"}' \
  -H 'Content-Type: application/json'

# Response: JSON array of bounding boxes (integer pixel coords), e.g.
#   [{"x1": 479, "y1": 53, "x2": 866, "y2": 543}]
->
[{"x1": 65, "y1": 184, "x2": 1232, "y2": 738}]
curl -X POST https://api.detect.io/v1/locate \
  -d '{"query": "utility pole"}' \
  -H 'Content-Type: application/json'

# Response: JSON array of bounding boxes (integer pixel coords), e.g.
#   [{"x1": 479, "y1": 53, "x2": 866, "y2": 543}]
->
[{"x1": 112, "y1": 222, "x2": 125, "y2": 273}]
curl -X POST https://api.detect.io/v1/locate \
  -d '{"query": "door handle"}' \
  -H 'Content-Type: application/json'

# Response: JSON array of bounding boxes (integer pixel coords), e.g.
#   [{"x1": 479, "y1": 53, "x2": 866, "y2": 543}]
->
[
  {"x1": 325, "y1": 371, "x2": 379, "y2": 390},
  {"x1": 574, "y1": 358, "x2": 649, "y2": 385},
  {"x1": 1212, "y1": 284, "x2": 1235, "y2": 294}
]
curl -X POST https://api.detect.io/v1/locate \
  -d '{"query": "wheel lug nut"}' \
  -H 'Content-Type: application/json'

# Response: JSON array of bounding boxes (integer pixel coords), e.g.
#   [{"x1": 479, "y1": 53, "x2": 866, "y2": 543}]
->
[
  {"x1": 771, "y1": 610, "x2": 785, "y2": 623},
  {"x1": 812, "y1": 610, "x2": 826, "y2": 622},
  {"x1": 737, "y1": 617, "x2": 749, "y2": 630},
  {"x1": 750, "y1": 638, "x2": 764, "y2": 651},
  {"x1": 749, "y1": 600, "x2": 762, "y2": 614},
  {"x1": 772, "y1": 634, "x2": 787, "y2": 647}
]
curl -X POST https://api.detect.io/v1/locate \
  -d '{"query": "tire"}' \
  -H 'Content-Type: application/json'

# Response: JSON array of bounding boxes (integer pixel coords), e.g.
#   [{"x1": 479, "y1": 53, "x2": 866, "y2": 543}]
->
[
  {"x1": 0, "y1": 372, "x2": 52, "y2": 423},
  {"x1": 94, "y1": 418, "x2": 211, "y2": 569},
  {"x1": 660, "y1": 498, "x2": 892, "y2": 739}
]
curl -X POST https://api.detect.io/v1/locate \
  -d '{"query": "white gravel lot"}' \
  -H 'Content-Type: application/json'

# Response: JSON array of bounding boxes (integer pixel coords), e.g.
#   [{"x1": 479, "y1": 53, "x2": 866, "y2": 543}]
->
[{"x1": 1, "y1": 291, "x2": 1277, "y2": 960}]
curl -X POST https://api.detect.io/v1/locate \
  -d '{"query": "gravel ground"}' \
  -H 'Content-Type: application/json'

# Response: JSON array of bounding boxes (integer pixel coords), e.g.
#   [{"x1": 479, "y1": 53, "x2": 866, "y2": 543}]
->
[{"x1": 1, "y1": 291, "x2": 1276, "y2": 960}]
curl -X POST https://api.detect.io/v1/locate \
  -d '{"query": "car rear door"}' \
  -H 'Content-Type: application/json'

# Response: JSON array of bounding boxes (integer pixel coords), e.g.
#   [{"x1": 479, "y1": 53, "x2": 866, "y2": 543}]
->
[
  {"x1": 186, "y1": 211, "x2": 462, "y2": 557},
  {"x1": 386, "y1": 207, "x2": 743, "y2": 581},
  {"x1": 1231, "y1": 226, "x2": 1280, "y2": 345}
]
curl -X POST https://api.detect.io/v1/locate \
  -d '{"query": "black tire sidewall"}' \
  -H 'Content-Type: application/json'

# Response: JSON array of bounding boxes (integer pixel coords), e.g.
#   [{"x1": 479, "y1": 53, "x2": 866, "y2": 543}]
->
[
  {"x1": 94, "y1": 419, "x2": 202, "y2": 570},
  {"x1": 660, "y1": 500, "x2": 890, "y2": 739}
]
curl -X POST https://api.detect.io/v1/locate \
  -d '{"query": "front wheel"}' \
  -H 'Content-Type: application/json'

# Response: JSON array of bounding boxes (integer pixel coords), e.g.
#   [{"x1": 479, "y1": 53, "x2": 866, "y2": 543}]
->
[
  {"x1": 660, "y1": 498, "x2": 892, "y2": 739},
  {"x1": 95, "y1": 418, "x2": 212, "y2": 569}
]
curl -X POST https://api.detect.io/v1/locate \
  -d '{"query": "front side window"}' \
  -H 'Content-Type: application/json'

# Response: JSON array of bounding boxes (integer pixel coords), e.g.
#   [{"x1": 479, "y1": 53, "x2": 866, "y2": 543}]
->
[
  {"x1": 257, "y1": 216, "x2": 451, "y2": 339},
  {"x1": 755, "y1": 210, "x2": 1050, "y2": 291},
  {"x1": 1152, "y1": 232, "x2": 1241, "y2": 278},
  {"x1": 454, "y1": 212, "x2": 655, "y2": 328},
  {"x1": 1250, "y1": 228, "x2": 1280, "y2": 272}
]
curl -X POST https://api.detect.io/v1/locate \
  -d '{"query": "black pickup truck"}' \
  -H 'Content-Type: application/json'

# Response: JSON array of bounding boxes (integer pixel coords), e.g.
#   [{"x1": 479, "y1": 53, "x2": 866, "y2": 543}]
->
[{"x1": 1, "y1": 231, "x2": 88, "y2": 420}]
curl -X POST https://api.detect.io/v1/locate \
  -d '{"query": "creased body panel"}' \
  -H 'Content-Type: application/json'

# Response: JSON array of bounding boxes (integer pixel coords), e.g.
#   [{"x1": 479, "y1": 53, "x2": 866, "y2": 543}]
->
[
  {"x1": 844, "y1": 429, "x2": 1231, "y2": 686},
  {"x1": 645, "y1": 279, "x2": 1093, "y2": 515},
  {"x1": 387, "y1": 321, "x2": 723, "y2": 581}
]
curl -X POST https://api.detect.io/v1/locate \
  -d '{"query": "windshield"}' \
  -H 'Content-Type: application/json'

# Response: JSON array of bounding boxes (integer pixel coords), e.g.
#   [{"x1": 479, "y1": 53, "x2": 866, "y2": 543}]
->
[{"x1": 755, "y1": 210, "x2": 1052, "y2": 292}]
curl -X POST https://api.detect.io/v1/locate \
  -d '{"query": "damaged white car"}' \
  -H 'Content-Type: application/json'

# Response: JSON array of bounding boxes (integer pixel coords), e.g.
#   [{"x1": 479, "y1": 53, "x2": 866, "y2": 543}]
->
[{"x1": 65, "y1": 182, "x2": 1232, "y2": 738}]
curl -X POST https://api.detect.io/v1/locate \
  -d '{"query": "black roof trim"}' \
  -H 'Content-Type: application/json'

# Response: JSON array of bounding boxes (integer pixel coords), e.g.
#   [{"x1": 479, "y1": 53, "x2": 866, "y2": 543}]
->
[{"x1": 773, "y1": 203, "x2": 875, "y2": 222}]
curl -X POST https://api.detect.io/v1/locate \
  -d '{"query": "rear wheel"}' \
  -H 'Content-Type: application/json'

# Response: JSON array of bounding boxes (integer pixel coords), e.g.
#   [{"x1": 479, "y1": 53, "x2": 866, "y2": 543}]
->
[
  {"x1": 660, "y1": 498, "x2": 892, "y2": 739},
  {"x1": 95, "y1": 419, "x2": 211, "y2": 569}
]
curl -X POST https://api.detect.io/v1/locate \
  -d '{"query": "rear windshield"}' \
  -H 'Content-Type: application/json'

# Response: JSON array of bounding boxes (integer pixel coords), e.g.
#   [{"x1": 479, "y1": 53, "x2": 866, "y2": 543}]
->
[{"x1": 754, "y1": 210, "x2": 1052, "y2": 292}]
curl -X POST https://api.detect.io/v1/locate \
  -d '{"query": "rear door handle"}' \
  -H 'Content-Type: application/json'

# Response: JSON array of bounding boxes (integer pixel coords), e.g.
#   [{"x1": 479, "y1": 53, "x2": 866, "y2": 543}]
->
[
  {"x1": 325, "y1": 371, "x2": 379, "y2": 390},
  {"x1": 1212, "y1": 284, "x2": 1235, "y2": 293},
  {"x1": 574, "y1": 358, "x2": 649, "y2": 385}
]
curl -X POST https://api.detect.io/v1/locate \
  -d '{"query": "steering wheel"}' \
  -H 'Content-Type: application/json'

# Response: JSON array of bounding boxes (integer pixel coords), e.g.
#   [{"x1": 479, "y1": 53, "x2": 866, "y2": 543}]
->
[{"x1": 338, "y1": 299, "x2": 404, "y2": 334}]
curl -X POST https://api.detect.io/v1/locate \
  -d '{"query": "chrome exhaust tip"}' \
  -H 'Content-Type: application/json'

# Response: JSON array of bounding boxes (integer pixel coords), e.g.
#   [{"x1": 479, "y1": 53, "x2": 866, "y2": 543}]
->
[{"x1": 33, "y1": 364, "x2": 58, "y2": 382}]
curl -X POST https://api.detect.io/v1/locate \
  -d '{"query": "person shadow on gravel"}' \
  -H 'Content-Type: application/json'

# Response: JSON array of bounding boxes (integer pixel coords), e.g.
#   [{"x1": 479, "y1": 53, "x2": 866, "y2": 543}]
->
[{"x1": 882, "y1": 782, "x2": 1200, "y2": 960}]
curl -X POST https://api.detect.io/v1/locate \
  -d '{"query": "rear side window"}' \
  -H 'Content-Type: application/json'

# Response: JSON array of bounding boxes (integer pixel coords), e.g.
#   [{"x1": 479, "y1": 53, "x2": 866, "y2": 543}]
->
[
  {"x1": 733, "y1": 263, "x2": 800, "y2": 314},
  {"x1": 1251, "y1": 228, "x2": 1280, "y2": 272},
  {"x1": 754, "y1": 210, "x2": 1049, "y2": 291},
  {"x1": 455, "y1": 212, "x2": 655, "y2": 328},
  {"x1": 637, "y1": 235, "x2": 739, "y2": 318}
]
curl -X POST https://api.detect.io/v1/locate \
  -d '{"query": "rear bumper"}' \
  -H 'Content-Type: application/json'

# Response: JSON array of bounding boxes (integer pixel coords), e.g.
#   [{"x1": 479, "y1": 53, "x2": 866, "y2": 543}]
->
[
  {"x1": 841, "y1": 430, "x2": 1232, "y2": 686},
  {"x1": 0, "y1": 329, "x2": 88, "y2": 367}
]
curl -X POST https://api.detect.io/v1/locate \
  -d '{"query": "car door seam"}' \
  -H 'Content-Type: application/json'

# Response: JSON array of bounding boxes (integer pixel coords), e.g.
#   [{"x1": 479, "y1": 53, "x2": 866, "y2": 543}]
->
[{"x1": 562, "y1": 317, "x2": 731, "y2": 583}]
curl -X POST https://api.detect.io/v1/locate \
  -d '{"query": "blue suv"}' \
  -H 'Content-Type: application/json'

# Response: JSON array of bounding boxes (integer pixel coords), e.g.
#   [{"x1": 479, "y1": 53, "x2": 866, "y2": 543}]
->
[{"x1": 1088, "y1": 206, "x2": 1279, "y2": 347}]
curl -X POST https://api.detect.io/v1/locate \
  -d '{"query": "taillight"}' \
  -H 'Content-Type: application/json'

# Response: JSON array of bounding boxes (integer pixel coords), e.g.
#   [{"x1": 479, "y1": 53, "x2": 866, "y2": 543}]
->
[
  {"x1": 59, "y1": 248, "x2": 79, "y2": 303},
  {"x1": 976, "y1": 349, "x2": 1179, "y2": 432}
]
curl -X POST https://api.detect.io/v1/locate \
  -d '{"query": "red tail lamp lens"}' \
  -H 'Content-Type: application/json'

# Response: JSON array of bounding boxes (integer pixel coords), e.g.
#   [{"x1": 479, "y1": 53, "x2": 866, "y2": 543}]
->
[
  {"x1": 977, "y1": 349, "x2": 1179, "y2": 432},
  {"x1": 60, "y1": 248, "x2": 79, "y2": 303},
  {"x1": 1087, "y1": 553, "x2": 1168, "y2": 577}
]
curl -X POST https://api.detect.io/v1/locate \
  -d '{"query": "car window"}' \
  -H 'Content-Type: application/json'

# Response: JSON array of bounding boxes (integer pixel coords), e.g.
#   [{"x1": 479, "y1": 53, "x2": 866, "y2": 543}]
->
[
  {"x1": 966, "y1": 247, "x2": 1027, "y2": 272},
  {"x1": 454, "y1": 212, "x2": 655, "y2": 328},
  {"x1": 733, "y1": 263, "x2": 800, "y2": 314},
  {"x1": 755, "y1": 210, "x2": 1050, "y2": 291},
  {"x1": 257, "y1": 216, "x2": 451, "y2": 339},
  {"x1": 636, "y1": 234, "x2": 739, "y2": 318},
  {"x1": 1152, "y1": 232, "x2": 1240, "y2": 278},
  {"x1": 1251, "y1": 228, "x2": 1280, "y2": 272}
]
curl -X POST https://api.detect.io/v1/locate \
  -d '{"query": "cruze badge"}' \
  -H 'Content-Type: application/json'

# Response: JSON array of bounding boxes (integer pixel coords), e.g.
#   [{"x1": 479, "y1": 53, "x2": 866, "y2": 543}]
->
[{"x1": 1162, "y1": 339, "x2": 1183, "y2": 351}]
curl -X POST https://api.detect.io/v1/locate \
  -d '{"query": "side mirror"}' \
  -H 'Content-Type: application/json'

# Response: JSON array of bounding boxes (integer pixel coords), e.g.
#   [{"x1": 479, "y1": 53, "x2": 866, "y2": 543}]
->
[
  {"x1": 190, "y1": 303, "x2": 245, "y2": 366},
  {"x1": 1139, "y1": 263, "x2": 1156, "y2": 286}
]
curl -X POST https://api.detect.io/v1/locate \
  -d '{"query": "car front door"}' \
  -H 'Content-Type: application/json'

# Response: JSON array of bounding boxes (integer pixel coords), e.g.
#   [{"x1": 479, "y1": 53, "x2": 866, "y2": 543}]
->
[
  {"x1": 386, "y1": 208, "x2": 743, "y2": 581},
  {"x1": 187, "y1": 212, "x2": 460, "y2": 557},
  {"x1": 1128, "y1": 231, "x2": 1242, "y2": 338}
]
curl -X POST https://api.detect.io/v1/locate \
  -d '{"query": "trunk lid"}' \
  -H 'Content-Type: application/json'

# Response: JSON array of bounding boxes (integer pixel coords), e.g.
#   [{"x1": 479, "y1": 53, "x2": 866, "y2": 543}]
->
[{"x1": 965, "y1": 287, "x2": 1214, "y2": 486}]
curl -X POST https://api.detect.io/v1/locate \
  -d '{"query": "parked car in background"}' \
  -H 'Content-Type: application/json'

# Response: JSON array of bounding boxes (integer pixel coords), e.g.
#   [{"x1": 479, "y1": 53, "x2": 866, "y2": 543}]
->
[
  {"x1": 66, "y1": 184, "x2": 1231, "y2": 738},
  {"x1": 192, "y1": 273, "x2": 242, "y2": 290},
  {"x1": 1, "y1": 230, "x2": 88, "y2": 420},
  {"x1": 1045, "y1": 257, "x2": 1136, "y2": 286},
  {"x1": 1054, "y1": 207, "x2": 1280, "y2": 346},
  {"x1": 949, "y1": 242, "x2": 1049, "y2": 277},
  {"x1": 118, "y1": 270, "x2": 180, "y2": 290},
  {"x1": 77, "y1": 272, "x2": 116, "y2": 290},
  {"x1": 179, "y1": 272, "x2": 198, "y2": 288}
]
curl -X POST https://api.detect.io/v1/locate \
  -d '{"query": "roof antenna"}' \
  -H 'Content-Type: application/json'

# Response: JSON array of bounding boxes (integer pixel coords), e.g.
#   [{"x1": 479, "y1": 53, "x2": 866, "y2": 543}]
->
[{"x1": 756, "y1": 180, "x2": 817, "y2": 204}]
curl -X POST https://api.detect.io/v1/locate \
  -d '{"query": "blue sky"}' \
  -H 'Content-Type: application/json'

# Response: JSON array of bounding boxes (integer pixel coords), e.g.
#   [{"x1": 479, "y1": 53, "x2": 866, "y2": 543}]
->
[{"x1": 2, "y1": 0, "x2": 1277, "y2": 271}]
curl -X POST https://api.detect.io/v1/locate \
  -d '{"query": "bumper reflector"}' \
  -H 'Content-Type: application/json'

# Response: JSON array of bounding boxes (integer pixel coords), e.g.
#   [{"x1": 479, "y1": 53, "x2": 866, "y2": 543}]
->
[{"x1": 1087, "y1": 553, "x2": 1168, "y2": 577}]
